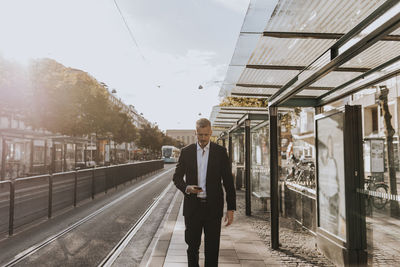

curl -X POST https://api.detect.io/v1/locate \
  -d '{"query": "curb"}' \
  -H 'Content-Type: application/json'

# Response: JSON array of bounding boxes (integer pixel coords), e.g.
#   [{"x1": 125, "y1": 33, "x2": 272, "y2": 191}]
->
[{"x1": 139, "y1": 189, "x2": 183, "y2": 267}]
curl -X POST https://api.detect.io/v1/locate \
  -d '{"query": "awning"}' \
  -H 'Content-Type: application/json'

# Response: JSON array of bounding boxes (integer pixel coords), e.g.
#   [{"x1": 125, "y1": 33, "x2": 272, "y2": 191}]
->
[
  {"x1": 217, "y1": 0, "x2": 400, "y2": 108},
  {"x1": 210, "y1": 105, "x2": 268, "y2": 129}
]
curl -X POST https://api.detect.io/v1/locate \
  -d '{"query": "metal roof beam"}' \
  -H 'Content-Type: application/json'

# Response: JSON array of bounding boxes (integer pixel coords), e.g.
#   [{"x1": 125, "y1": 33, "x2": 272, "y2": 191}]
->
[
  {"x1": 263, "y1": 31, "x2": 400, "y2": 41},
  {"x1": 220, "y1": 107, "x2": 266, "y2": 111},
  {"x1": 318, "y1": 68, "x2": 400, "y2": 106},
  {"x1": 216, "y1": 116, "x2": 242, "y2": 119},
  {"x1": 219, "y1": 111, "x2": 247, "y2": 115},
  {"x1": 317, "y1": 54, "x2": 400, "y2": 104},
  {"x1": 279, "y1": 98, "x2": 318, "y2": 107},
  {"x1": 231, "y1": 93, "x2": 272, "y2": 97},
  {"x1": 236, "y1": 83, "x2": 333, "y2": 90},
  {"x1": 268, "y1": 1, "x2": 400, "y2": 107},
  {"x1": 245, "y1": 64, "x2": 371, "y2": 72}
]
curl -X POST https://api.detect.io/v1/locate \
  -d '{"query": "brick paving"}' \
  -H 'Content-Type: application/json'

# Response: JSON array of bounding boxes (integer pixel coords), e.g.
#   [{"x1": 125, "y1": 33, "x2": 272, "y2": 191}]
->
[
  {"x1": 144, "y1": 189, "x2": 335, "y2": 266},
  {"x1": 235, "y1": 191, "x2": 335, "y2": 267}
]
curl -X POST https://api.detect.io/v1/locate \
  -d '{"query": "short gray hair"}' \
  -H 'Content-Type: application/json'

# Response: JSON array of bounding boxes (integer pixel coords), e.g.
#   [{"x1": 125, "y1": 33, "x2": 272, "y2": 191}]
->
[{"x1": 196, "y1": 118, "x2": 211, "y2": 129}]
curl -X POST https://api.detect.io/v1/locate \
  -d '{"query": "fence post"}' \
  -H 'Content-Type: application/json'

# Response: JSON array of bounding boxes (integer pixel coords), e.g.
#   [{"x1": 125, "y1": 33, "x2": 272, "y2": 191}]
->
[
  {"x1": 48, "y1": 174, "x2": 53, "y2": 218},
  {"x1": 105, "y1": 167, "x2": 108, "y2": 194},
  {"x1": 9, "y1": 181, "x2": 15, "y2": 236},
  {"x1": 91, "y1": 167, "x2": 95, "y2": 200},
  {"x1": 114, "y1": 167, "x2": 117, "y2": 190},
  {"x1": 74, "y1": 170, "x2": 78, "y2": 207}
]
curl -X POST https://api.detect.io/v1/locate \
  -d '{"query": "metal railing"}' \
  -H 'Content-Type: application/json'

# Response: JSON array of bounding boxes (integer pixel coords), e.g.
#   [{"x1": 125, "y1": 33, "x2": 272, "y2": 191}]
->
[
  {"x1": 0, "y1": 160, "x2": 164, "y2": 236},
  {"x1": 283, "y1": 181, "x2": 317, "y2": 233}
]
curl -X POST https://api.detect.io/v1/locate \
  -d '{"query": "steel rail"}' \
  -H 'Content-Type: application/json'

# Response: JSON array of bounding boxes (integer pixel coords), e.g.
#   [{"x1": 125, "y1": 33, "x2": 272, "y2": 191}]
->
[
  {"x1": 1, "y1": 168, "x2": 174, "y2": 267},
  {"x1": 98, "y1": 182, "x2": 174, "y2": 267}
]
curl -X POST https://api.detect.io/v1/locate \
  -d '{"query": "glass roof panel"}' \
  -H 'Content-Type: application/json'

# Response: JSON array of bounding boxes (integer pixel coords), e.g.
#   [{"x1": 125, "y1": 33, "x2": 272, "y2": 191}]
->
[
  {"x1": 265, "y1": 0, "x2": 386, "y2": 33},
  {"x1": 248, "y1": 38, "x2": 335, "y2": 66},
  {"x1": 237, "y1": 69, "x2": 298, "y2": 85},
  {"x1": 342, "y1": 41, "x2": 400, "y2": 69}
]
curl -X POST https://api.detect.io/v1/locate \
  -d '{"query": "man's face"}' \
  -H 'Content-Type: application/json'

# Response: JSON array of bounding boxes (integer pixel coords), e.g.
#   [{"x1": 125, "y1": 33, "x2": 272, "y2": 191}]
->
[{"x1": 196, "y1": 126, "x2": 212, "y2": 148}]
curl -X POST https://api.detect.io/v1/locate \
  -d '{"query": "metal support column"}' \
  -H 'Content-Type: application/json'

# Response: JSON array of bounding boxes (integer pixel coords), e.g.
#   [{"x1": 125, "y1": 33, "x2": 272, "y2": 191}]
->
[
  {"x1": 51, "y1": 143, "x2": 56, "y2": 174},
  {"x1": 245, "y1": 119, "x2": 251, "y2": 216},
  {"x1": 44, "y1": 140, "x2": 47, "y2": 172},
  {"x1": 228, "y1": 133, "x2": 232, "y2": 165},
  {"x1": 1, "y1": 138, "x2": 7, "y2": 180},
  {"x1": 30, "y1": 139, "x2": 34, "y2": 173},
  {"x1": 74, "y1": 143, "x2": 77, "y2": 170},
  {"x1": 269, "y1": 106, "x2": 279, "y2": 249}
]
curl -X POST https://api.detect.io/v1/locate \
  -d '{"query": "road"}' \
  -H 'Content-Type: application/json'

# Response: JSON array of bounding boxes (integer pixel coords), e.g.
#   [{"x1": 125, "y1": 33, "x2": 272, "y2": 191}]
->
[{"x1": 0, "y1": 164, "x2": 177, "y2": 266}]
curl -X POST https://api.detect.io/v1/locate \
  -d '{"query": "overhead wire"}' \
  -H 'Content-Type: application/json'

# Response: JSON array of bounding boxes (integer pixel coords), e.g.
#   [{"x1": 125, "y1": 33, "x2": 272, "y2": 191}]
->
[
  {"x1": 113, "y1": 0, "x2": 146, "y2": 61},
  {"x1": 113, "y1": 0, "x2": 165, "y2": 90}
]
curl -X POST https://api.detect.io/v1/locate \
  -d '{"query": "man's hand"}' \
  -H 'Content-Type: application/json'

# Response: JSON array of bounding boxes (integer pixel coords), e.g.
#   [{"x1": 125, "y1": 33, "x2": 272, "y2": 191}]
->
[
  {"x1": 186, "y1": 185, "x2": 203, "y2": 194},
  {"x1": 224, "y1": 210, "x2": 234, "y2": 226}
]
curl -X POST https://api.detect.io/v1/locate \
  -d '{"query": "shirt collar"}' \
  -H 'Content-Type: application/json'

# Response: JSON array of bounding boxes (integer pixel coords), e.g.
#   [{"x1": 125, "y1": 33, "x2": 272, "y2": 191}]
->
[{"x1": 197, "y1": 141, "x2": 210, "y2": 151}]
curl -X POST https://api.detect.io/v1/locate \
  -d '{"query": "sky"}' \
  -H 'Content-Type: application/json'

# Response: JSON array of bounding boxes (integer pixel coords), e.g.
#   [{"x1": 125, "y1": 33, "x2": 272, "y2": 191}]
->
[{"x1": 0, "y1": 0, "x2": 249, "y2": 131}]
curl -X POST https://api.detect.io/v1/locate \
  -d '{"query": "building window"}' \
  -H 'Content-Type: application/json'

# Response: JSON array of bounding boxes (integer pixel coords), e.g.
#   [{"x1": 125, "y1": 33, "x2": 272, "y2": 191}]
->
[{"x1": 371, "y1": 107, "x2": 378, "y2": 133}]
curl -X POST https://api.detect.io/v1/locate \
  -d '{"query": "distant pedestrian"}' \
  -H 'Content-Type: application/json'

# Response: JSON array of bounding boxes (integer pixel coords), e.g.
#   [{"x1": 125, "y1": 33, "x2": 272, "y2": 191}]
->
[{"x1": 173, "y1": 118, "x2": 236, "y2": 267}]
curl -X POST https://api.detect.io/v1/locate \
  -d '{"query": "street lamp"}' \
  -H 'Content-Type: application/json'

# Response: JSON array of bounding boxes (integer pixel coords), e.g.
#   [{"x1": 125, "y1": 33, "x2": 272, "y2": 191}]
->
[{"x1": 198, "y1": 80, "x2": 223, "y2": 90}]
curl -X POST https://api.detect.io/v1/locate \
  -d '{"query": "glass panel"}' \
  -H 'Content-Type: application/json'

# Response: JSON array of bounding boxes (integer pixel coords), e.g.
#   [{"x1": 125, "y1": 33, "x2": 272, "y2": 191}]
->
[
  {"x1": 317, "y1": 112, "x2": 347, "y2": 241},
  {"x1": 250, "y1": 124, "x2": 270, "y2": 213},
  {"x1": 347, "y1": 75, "x2": 400, "y2": 266},
  {"x1": 232, "y1": 129, "x2": 245, "y2": 191},
  {"x1": 279, "y1": 107, "x2": 317, "y2": 234}
]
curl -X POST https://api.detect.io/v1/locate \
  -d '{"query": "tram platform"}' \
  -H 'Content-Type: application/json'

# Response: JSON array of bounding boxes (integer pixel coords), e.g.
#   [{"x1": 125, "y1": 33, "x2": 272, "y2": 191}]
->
[
  {"x1": 143, "y1": 195, "x2": 279, "y2": 266},
  {"x1": 137, "y1": 189, "x2": 334, "y2": 267}
]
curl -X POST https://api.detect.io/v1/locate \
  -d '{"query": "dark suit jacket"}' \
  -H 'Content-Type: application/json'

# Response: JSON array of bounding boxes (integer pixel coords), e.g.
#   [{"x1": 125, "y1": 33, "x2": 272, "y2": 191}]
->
[{"x1": 173, "y1": 142, "x2": 236, "y2": 218}]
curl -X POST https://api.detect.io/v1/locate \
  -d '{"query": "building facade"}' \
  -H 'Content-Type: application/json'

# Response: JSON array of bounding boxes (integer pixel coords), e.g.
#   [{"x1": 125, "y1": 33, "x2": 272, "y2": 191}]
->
[{"x1": 166, "y1": 130, "x2": 197, "y2": 146}]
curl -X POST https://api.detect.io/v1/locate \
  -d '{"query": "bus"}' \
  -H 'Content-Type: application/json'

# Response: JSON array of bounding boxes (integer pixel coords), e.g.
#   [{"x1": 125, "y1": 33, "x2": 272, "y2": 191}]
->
[{"x1": 161, "y1": 145, "x2": 180, "y2": 163}]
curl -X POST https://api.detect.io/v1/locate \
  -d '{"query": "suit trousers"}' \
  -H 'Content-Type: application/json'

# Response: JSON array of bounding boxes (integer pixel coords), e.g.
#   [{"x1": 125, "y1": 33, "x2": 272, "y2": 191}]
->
[{"x1": 184, "y1": 200, "x2": 222, "y2": 267}]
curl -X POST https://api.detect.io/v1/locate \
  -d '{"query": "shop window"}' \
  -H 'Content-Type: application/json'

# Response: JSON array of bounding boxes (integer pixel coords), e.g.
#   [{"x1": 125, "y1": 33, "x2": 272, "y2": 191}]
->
[
  {"x1": 371, "y1": 107, "x2": 378, "y2": 133},
  {"x1": 364, "y1": 106, "x2": 379, "y2": 136}
]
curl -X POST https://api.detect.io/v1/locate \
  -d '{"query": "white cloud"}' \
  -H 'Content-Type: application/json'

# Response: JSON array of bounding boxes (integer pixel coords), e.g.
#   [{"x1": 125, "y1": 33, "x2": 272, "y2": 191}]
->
[
  {"x1": 115, "y1": 48, "x2": 226, "y2": 130},
  {"x1": 0, "y1": 0, "x2": 248, "y2": 131}
]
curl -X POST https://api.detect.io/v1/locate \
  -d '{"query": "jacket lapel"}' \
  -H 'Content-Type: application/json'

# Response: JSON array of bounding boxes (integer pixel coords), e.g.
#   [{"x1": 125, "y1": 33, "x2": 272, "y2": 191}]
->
[
  {"x1": 205, "y1": 142, "x2": 214, "y2": 183},
  {"x1": 192, "y1": 144, "x2": 198, "y2": 182}
]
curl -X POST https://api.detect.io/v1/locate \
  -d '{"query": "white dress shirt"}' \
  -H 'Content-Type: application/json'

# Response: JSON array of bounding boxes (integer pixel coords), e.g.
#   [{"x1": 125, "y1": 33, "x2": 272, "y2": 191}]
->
[{"x1": 196, "y1": 141, "x2": 210, "y2": 198}]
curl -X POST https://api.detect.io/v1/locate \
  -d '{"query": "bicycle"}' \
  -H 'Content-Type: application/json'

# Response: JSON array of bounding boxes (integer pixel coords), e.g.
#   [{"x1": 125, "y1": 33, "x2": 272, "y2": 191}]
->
[
  {"x1": 365, "y1": 175, "x2": 389, "y2": 210},
  {"x1": 285, "y1": 155, "x2": 316, "y2": 188}
]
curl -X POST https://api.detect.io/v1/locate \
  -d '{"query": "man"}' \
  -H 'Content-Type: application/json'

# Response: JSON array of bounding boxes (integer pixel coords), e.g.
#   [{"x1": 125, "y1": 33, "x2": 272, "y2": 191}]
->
[{"x1": 173, "y1": 118, "x2": 236, "y2": 267}]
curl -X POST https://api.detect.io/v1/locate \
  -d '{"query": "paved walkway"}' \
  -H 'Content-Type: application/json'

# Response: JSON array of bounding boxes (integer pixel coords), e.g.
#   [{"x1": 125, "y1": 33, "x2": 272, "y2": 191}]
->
[{"x1": 145, "y1": 193, "x2": 281, "y2": 267}]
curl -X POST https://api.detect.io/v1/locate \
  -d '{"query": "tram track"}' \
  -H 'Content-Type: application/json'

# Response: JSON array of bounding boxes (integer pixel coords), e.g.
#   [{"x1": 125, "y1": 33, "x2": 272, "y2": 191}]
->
[
  {"x1": 1, "y1": 167, "x2": 175, "y2": 267},
  {"x1": 98, "y1": 182, "x2": 173, "y2": 267}
]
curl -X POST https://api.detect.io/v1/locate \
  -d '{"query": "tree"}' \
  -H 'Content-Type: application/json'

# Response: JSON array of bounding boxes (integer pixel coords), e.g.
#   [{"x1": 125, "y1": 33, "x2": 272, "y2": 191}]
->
[
  {"x1": 110, "y1": 108, "x2": 138, "y2": 144},
  {"x1": 137, "y1": 124, "x2": 163, "y2": 152},
  {"x1": 0, "y1": 56, "x2": 30, "y2": 113},
  {"x1": 378, "y1": 86, "x2": 400, "y2": 218},
  {"x1": 28, "y1": 58, "x2": 99, "y2": 135},
  {"x1": 161, "y1": 134, "x2": 183, "y2": 148},
  {"x1": 27, "y1": 58, "x2": 139, "y2": 141}
]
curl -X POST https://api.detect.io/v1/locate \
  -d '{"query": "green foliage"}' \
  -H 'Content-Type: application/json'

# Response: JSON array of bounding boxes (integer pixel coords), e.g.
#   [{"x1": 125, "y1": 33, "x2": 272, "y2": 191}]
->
[
  {"x1": 280, "y1": 107, "x2": 301, "y2": 131},
  {"x1": 137, "y1": 124, "x2": 163, "y2": 152},
  {"x1": 1, "y1": 57, "x2": 138, "y2": 143},
  {"x1": 137, "y1": 124, "x2": 183, "y2": 152},
  {"x1": 162, "y1": 134, "x2": 184, "y2": 148},
  {"x1": 220, "y1": 97, "x2": 268, "y2": 107}
]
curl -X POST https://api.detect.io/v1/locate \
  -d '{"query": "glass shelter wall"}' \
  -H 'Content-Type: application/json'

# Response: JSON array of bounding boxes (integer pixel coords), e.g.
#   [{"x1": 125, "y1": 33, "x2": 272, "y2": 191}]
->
[
  {"x1": 250, "y1": 123, "x2": 270, "y2": 212},
  {"x1": 232, "y1": 131, "x2": 245, "y2": 191},
  {"x1": 279, "y1": 108, "x2": 317, "y2": 233},
  {"x1": 323, "y1": 76, "x2": 400, "y2": 266}
]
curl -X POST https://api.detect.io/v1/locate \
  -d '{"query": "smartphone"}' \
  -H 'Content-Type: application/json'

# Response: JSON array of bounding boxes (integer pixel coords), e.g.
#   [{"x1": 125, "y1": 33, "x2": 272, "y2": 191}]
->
[{"x1": 193, "y1": 186, "x2": 202, "y2": 190}]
